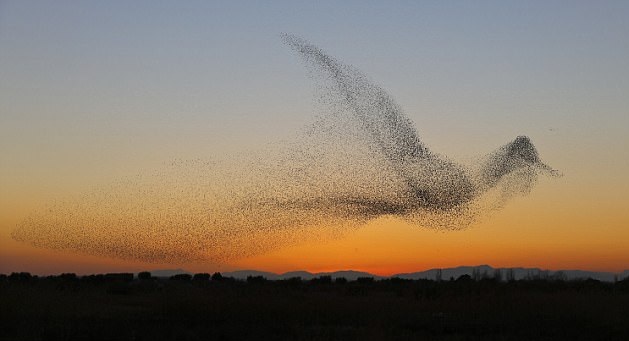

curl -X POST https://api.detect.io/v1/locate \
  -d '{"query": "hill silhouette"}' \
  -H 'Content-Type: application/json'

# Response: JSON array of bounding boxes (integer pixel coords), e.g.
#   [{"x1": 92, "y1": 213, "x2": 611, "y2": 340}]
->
[{"x1": 192, "y1": 265, "x2": 626, "y2": 282}]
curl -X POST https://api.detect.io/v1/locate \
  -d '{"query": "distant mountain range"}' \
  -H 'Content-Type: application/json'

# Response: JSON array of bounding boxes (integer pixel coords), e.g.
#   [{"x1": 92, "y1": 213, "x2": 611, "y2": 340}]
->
[{"x1": 147, "y1": 266, "x2": 629, "y2": 282}]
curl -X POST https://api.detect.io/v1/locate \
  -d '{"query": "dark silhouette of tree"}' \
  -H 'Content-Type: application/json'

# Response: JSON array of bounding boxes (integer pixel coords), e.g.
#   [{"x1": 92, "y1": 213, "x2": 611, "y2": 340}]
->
[
  {"x1": 435, "y1": 269, "x2": 442, "y2": 282},
  {"x1": 540, "y1": 270, "x2": 549, "y2": 280},
  {"x1": 59, "y1": 273, "x2": 78, "y2": 281},
  {"x1": 282, "y1": 277, "x2": 303, "y2": 287},
  {"x1": 246, "y1": 275, "x2": 267, "y2": 283},
  {"x1": 9, "y1": 272, "x2": 32, "y2": 281},
  {"x1": 456, "y1": 274, "x2": 473, "y2": 283},
  {"x1": 493, "y1": 269, "x2": 503, "y2": 282},
  {"x1": 506, "y1": 268, "x2": 515, "y2": 282},
  {"x1": 357, "y1": 277, "x2": 374, "y2": 284},
  {"x1": 211, "y1": 272, "x2": 223, "y2": 281},
  {"x1": 472, "y1": 268, "x2": 481, "y2": 281},
  {"x1": 138, "y1": 271, "x2": 152, "y2": 280},
  {"x1": 311, "y1": 275, "x2": 332, "y2": 284},
  {"x1": 553, "y1": 271, "x2": 567, "y2": 281},
  {"x1": 618, "y1": 276, "x2": 629, "y2": 291},
  {"x1": 192, "y1": 273, "x2": 210, "y2": 281},
  {"x1": 104, "y1": 273, "x2": 134, "y2": 282},
  {"x1": 170, "y1": 274, "x2": 192, "y2": 281},
  {"x1": 335, "y1": 277, "x2": 348, "y2": 284}
]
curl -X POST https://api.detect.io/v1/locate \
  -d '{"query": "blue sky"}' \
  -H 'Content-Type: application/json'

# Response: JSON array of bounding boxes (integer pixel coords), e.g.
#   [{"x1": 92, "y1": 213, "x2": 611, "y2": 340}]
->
[
  {"x1": 1, "y1": 1, "x2": 629, "y2": 273},
  {"x1": 2, "y1": 1, "x2": 627, "y2": 157}
]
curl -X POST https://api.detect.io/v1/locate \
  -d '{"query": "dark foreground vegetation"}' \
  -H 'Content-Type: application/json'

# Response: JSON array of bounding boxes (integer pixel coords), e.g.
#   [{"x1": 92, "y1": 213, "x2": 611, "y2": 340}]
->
[{"x1": 2, "y1": 272, "x2": 629, "y2": 341}]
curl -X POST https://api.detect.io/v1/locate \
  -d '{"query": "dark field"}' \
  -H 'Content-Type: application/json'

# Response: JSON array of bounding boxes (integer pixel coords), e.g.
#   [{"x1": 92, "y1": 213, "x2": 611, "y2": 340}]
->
[{"x1": 1, "y1": 273, "x2": 629, "y2": 341}]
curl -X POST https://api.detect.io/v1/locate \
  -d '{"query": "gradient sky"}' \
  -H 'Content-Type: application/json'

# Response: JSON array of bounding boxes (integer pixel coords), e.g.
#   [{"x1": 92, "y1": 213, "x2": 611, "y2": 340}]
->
[{"x1": 1, "y1": 1, "x2": 628, "y2": 275}]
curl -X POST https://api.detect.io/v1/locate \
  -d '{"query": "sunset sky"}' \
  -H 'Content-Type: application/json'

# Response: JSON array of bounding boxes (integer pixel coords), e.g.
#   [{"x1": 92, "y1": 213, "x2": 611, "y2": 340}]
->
[{"x1": 1, "y1": 1, "x2": 628, "y2": 276}]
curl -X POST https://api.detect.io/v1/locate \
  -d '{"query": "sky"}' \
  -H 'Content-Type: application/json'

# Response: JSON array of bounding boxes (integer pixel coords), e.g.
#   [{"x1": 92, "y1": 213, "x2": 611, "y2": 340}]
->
[{"x1": 1, "y1": 1, "x2": 628, "y2": 275}]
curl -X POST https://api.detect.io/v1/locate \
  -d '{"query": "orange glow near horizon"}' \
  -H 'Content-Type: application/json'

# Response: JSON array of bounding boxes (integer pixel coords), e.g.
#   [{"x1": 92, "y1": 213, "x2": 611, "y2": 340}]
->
[
  {"x1": 2, "y1": 175, "x2": 628, "y2": 276},
  {"x1": 230, "y1": 213, "x2": 629, "y2": 276}
]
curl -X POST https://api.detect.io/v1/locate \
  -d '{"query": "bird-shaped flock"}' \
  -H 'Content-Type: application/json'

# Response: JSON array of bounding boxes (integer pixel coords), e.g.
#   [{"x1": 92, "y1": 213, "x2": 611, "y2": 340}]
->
[{"x1": 12, "y1": 35, "x2": 559, "y2": 263}]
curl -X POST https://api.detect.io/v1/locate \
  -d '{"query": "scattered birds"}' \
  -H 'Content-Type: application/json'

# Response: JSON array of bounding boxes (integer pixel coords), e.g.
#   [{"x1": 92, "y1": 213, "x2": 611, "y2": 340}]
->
[{"x1": 12, "y1": 34, "x2": 559, "y2": 263}]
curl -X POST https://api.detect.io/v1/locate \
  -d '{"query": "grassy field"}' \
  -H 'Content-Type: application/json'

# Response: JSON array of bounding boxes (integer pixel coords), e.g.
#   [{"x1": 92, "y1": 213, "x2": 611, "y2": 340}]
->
[{"x1": 1, "y1": 273, "x2": 628, "y2": 340}]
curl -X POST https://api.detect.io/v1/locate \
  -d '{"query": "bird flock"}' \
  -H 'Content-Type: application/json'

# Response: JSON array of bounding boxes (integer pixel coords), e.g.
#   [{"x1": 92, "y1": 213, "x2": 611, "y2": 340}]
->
[{"x1": 12, "y1": 34, "x2": 559, "y2": 263}]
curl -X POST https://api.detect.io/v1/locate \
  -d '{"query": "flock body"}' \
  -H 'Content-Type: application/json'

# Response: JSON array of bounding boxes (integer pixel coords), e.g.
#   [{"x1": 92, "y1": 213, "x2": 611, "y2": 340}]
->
[{"x1": 12, "y1": 35, "x2": 558, "y2": 263}]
